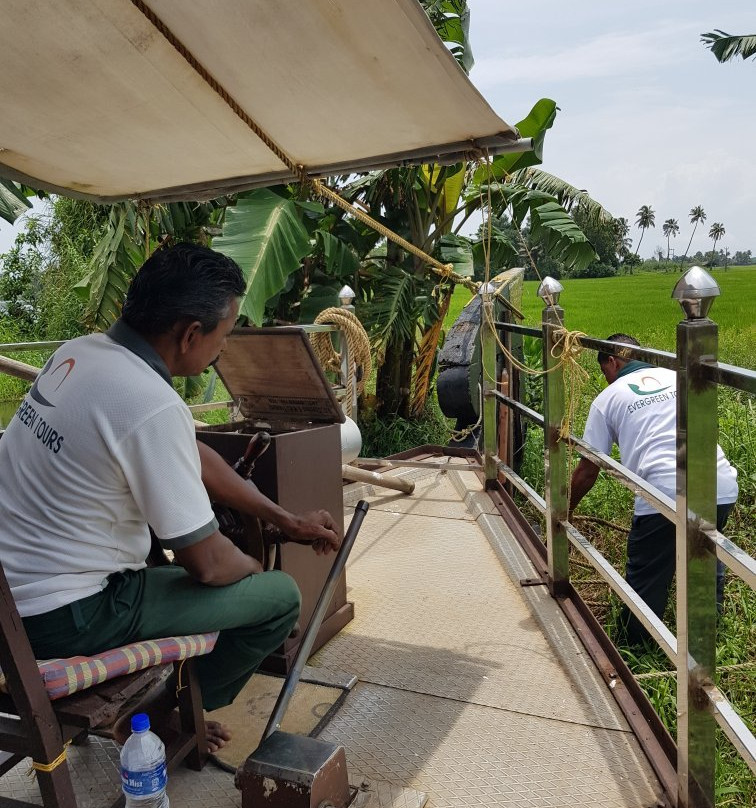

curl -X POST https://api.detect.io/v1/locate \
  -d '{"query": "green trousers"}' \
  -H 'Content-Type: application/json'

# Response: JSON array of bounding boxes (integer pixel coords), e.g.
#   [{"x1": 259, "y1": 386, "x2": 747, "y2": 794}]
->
[{"x1": 23, "y1": 567, "x2": 301, "y2": 711}]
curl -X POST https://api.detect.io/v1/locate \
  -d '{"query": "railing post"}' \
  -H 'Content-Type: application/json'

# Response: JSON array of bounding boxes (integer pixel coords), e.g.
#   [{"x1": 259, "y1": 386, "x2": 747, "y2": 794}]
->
[
  {"x1": 539, "y1": 277, "x2": 569, "y2": 596},
  {"x1": 481, "y1": 295, "x2": 498, "y2": 485},
  {"x1": 337, "y1": 285, "x2": 357, "y2": 414},
  {"x1": 673, "y1": 267, "x2": 721, "y2": 808}
]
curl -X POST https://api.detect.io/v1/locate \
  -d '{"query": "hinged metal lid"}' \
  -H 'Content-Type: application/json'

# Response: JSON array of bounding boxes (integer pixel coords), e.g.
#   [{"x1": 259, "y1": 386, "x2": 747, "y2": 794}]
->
[{"x1": 214, "y1": 327, "x2": 345, "y2": 426}]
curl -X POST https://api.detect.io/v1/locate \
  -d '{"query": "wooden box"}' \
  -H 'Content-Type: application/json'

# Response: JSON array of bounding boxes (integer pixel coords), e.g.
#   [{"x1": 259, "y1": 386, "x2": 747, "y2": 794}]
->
[{"x1": 196, "y1": 327, "x2": 352, "y2": 674}]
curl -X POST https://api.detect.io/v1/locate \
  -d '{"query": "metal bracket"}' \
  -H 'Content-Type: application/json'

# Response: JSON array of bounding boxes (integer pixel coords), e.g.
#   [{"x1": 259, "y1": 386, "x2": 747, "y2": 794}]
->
[{"x1": 519, "y1": 577, "x2": 548, "y2": 587}]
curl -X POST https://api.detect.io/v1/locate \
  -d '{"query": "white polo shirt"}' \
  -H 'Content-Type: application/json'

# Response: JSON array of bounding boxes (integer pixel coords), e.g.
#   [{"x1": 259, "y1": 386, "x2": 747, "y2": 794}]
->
[
  {"x1": 582, "y1": 363, "x2": 738, "y2": 516},
  {"x1": 0, "y1": 321, "x2": 217, "y2": 617}
]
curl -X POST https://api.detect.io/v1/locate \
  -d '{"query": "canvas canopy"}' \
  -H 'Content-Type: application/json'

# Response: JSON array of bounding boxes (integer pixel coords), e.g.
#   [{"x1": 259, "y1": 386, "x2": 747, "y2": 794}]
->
[{"x1": 0, "y1": 0, "x2": 524, "y2": 203}]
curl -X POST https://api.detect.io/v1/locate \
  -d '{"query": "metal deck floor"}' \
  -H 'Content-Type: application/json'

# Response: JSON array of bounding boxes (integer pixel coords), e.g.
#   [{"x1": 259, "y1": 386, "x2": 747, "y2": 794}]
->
[{"x1": 0, "y1": 462, "x2": 665, "y2": 807}]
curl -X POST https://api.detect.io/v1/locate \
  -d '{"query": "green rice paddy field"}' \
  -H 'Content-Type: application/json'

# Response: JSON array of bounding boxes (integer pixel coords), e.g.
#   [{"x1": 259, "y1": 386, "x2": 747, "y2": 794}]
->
[{"x1": 447, "y1": 266, "x2": 755, "y2": 368}]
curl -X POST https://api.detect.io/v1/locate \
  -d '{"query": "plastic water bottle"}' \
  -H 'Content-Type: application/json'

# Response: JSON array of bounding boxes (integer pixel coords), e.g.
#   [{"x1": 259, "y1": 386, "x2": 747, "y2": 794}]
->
[{"x1": 120, "y1": 713, "x2": 169, "y2": 808}]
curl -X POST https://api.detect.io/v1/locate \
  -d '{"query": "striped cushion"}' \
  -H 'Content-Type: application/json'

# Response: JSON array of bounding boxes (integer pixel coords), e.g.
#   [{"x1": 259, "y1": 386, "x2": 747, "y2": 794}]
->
[{"x1": 0, "y1": 633, "x2": 218, "y2": 701}]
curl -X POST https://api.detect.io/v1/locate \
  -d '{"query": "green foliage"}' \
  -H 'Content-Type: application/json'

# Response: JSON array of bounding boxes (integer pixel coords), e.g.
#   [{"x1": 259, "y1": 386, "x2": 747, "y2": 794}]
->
[
  {"x1": 512, "y1": 168, "x2": 614, "y2": 231},
  {"x1": 0, "y1": 180, "x2": 33, "y2": 225},
  {"x1": 437, "y1": 233, "x2": 474, "y2": 277},
  {"x1": 422, "y1": 1, "x2": 474, "y2": 73},
  {"x1": 213, "y1": 189, "x2": 311, "y2": 326},
  {"x1": 701, "y1": 30, "x2": 756, "y2": 63},
  {"x1": 74, "y1": 203, "x2": 143, "y2": 330},
  {"x1": 358, "y1": 395, "x2": 451, "y2": 457},
  {"x1": 39, "y1": 197, "x2": 104, "y2": 340},
  {"x1": 569, "y1": 262, "x2": 617, "y2": 279},
  {"x1": 528, "y1": 199, "x2": 598, "y2": 273},
  {"x1": 0, "y1": 216, "x2": 46, "y2": 334},
  {"x1": 473, "y1": 99, "x2": 558, "y2": 181}
]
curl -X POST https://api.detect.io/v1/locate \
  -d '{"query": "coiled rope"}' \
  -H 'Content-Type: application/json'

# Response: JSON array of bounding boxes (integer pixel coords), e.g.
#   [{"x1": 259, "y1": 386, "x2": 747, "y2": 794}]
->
[{"x1": 310, "y1": 308, "x2": 372, "y2": 418}]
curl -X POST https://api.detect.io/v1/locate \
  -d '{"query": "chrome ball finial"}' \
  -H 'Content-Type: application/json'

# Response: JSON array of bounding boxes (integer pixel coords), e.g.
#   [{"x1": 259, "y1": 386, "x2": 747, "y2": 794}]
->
[
  {"x1": 537, "y1": 276, "x2": 563, "y2": 307},
  {"x1": 672, "y1": 266, "x2": 720, "y2": 319},
  {"x1": 338, "y1": 284, "x2": 356, "y2": 309}
]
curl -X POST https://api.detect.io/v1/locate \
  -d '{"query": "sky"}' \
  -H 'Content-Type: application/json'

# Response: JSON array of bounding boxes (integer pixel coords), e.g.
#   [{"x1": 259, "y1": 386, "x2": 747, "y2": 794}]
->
[
  {"x1": 467, "y1": 0, "x2": 756, "y2": 259},
  {"x1": 2, "y1": 1, "x2": 755, "y2": 261}
]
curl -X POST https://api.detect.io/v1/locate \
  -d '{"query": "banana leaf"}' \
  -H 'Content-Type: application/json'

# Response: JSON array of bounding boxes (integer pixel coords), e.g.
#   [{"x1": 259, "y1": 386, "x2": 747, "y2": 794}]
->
[
  {"x1": 0, "y1": 180, "x2": 32, "y2": 225},
  {"x1": 213, "y1": 189, "x2": 310, "y2": 326},
  {"x1": 473, "y1": 98, "x2": 558, "y2": 183}
]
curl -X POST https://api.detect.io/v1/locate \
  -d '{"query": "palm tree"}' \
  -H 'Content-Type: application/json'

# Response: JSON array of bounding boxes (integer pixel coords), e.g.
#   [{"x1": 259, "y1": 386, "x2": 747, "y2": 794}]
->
[
  {"x1": 634, "y1": 205, "x2": 655, "y2": 256},
  {"x1": 708, "y1": 222, "x2": 725, "y2": 265},
  {"x1": 701, "y1": 31, "x2": 756, "y2": 62},
  {"x1": 681, "y1": 205, "x2": 707, "y2": 268},
  {"x1": 662, "y1": 218, "x2": 679, "y2": 260}
]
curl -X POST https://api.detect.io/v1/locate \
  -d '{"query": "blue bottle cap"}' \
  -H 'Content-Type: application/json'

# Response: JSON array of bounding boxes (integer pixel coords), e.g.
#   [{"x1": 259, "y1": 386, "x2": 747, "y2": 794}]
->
[{"x1": 131, "y1": 713, "x2": 150, "y2": 733}]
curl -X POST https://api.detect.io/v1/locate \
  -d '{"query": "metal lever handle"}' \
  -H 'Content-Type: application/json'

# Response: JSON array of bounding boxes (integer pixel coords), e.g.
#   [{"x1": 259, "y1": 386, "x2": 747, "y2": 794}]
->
[{"x1": 262, "y1": 500, "x2": 369, "y2": 740}]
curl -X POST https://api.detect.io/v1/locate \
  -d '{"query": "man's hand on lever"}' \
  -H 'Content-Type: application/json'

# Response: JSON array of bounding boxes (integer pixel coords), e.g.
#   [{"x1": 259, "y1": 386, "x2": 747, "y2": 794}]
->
[
  {"x1": 278, "y1": 509, "x2": 342, "y2": 555},
  {"x1": 197, "y1": 439, "x2": 342, "y2": 557}
]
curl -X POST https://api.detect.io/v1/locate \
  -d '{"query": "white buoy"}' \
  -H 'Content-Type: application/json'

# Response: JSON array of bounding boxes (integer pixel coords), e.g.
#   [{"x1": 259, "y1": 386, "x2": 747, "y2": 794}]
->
[{"x1": 340, "y1": 415, "x2": 362, "y2": 463}]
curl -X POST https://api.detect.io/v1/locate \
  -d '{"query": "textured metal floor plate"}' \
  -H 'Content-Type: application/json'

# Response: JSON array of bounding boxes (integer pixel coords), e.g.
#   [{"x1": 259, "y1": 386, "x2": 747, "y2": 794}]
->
[
  {"x1": 321, "y1": 682, "x2": 663, "y2": 808},
  {"x1": 0, "y1": 736, "x2": 242, "y2": 808},
  {"x1": 319, "y1": 472, "x2": 626, "y2": 732}
]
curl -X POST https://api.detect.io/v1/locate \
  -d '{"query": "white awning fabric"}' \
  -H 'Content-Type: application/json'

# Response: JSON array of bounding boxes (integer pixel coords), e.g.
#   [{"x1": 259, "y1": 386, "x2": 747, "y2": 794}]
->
[{"x1": 0, "y1": 0, "x2": 522, "y2": 203}]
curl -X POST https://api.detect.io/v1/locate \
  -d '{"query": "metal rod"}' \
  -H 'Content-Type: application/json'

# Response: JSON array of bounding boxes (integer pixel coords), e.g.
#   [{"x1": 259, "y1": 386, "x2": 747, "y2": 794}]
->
[
  {"x1": 0, "y1": 355, "x2": 39, "y2": 383},
  {"x1": 0, "y1": 341, "x2": 64, "y2": 352},
  {"x1": 492, "y1": 390, "x2": 545, "y2": 426},
  {"x1": 543, "y1": 306, "x2": 569, "y2": 596},
  {"x1": 262, "y1": 501, "x2": 369, "y2": 740},
  {"x1": 567, "y1": 434, "x2": 677, "y2": 522},
  {"x1": 562, "y1": 521, "x2": 677, "y2": 660},
  {"x1": 355, "y1": 458, "x2": 483, "y2": 472},
  {"x1": 699, "y1": 360, "x2": 756, "y2": 395},
  {"x1": 705, "y1": 529, "x2": 756, "y2": 589},
  {"x1": 575, "y1": 336, "x2": 678, "y2": 371},
  {"x1": 676, "y1": 318, "x2": 719, "y2": 807},
  {"x1": 496, "y1": 460, "x2": 546, "y2": 514},
  {"x1": 296, "y1": 324, "x2": 338, "y2": 333},
  {"x1": 481, "y1": 299, "x2": 498, "y2": 483},
  {"x1": 25, "y1": 136, "x2": 532, "y2": 205},
  {"x1": 492, "y1": 322, "x2": 542, "y2": 338},
  {"x1": 703, "y1": 683, "x2": 756, "y2": 775},
  {"x1": 187, "y1": 400, "x2": 234, "y2": 413},
  {"x1": 341, "y1": 464, "x2": 415, "y2": 494}
]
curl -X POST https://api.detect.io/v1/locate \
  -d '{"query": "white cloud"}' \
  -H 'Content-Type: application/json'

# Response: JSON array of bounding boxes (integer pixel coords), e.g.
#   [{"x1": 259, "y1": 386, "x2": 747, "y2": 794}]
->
[
  {"x1": 472, "y1": 22, "x2": 695, "y2": 87},
  {"x1": 466, "y1": 1, "x2": 756, "y2": 256}
]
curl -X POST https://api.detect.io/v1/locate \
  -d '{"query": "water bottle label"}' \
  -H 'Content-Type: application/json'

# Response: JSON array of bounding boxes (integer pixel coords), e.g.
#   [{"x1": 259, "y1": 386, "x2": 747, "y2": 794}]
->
[{"x1": 121, "y1": 761, "x2": 167, "y2": 797}]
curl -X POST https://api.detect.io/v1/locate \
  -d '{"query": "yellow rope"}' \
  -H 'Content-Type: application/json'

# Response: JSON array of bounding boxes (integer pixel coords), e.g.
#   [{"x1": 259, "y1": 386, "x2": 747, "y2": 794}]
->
[
  {"x1": 410, "y1": 287, "x2": 453, "y2": 416},
  {"x1": 28, "y1": 741, "x2": 71, "y2": 776},
  {"x1": 129, "y1": 0, "x2": 476, "y2": 292},
  {"x1": 175, "y1": 658, "x2": 187, "y2": 696},
  {"x1": 310, "y1": 308, "x2": 372, "y2": 418}
]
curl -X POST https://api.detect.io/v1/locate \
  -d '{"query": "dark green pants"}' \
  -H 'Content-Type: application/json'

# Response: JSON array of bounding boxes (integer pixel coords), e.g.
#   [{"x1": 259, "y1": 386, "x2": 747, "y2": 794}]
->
[
  {"x1": 620, "y1": 503, "x2": 732, "y2": 647},
  {"x1": 23, "y1": 567, "x2": 300, "y2": 711}
]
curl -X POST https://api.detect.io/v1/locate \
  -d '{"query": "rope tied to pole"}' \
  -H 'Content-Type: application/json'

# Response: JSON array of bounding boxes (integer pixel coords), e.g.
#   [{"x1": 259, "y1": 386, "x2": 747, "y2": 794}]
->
[{"x1": 310, "y1": 308, "x2": 372, "y2": 418}]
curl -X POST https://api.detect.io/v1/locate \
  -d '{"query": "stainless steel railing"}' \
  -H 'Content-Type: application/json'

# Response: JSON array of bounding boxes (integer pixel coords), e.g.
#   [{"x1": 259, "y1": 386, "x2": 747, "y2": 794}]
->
[{"x1": 480, "y1": 268, "x2": 755, "y2": 807}]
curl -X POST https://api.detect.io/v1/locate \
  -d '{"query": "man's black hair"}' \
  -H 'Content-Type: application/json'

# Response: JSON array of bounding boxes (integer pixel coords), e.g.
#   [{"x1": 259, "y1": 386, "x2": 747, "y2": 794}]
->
[
  {"x1": 121, "y1": 242, "x2": 245, "y2": 336},
  {"x1": 597, "y1": 333, "x2": 640, "y2": 365}
]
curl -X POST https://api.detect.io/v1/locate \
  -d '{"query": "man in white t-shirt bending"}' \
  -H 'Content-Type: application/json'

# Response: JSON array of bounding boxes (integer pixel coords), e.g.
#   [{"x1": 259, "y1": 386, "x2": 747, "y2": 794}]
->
[
  {"x1": 0, "y1": 243, "x2": 341, "y2": 751},
  {"x1": 569, "y1": 334, "x2": 738, "y2": 647}
]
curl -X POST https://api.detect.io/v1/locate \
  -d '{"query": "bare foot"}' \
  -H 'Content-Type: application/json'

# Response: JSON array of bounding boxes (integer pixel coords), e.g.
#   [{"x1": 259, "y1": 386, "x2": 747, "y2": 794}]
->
[{"x1": 205, "y1": 720, "x2": 232, "y2": 754}]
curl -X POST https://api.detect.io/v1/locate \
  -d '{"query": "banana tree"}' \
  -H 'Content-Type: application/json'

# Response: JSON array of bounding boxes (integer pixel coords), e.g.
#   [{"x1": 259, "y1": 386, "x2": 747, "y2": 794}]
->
[{"x1": 74, "y1": 199, "x2": 230, "y2": 332}]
